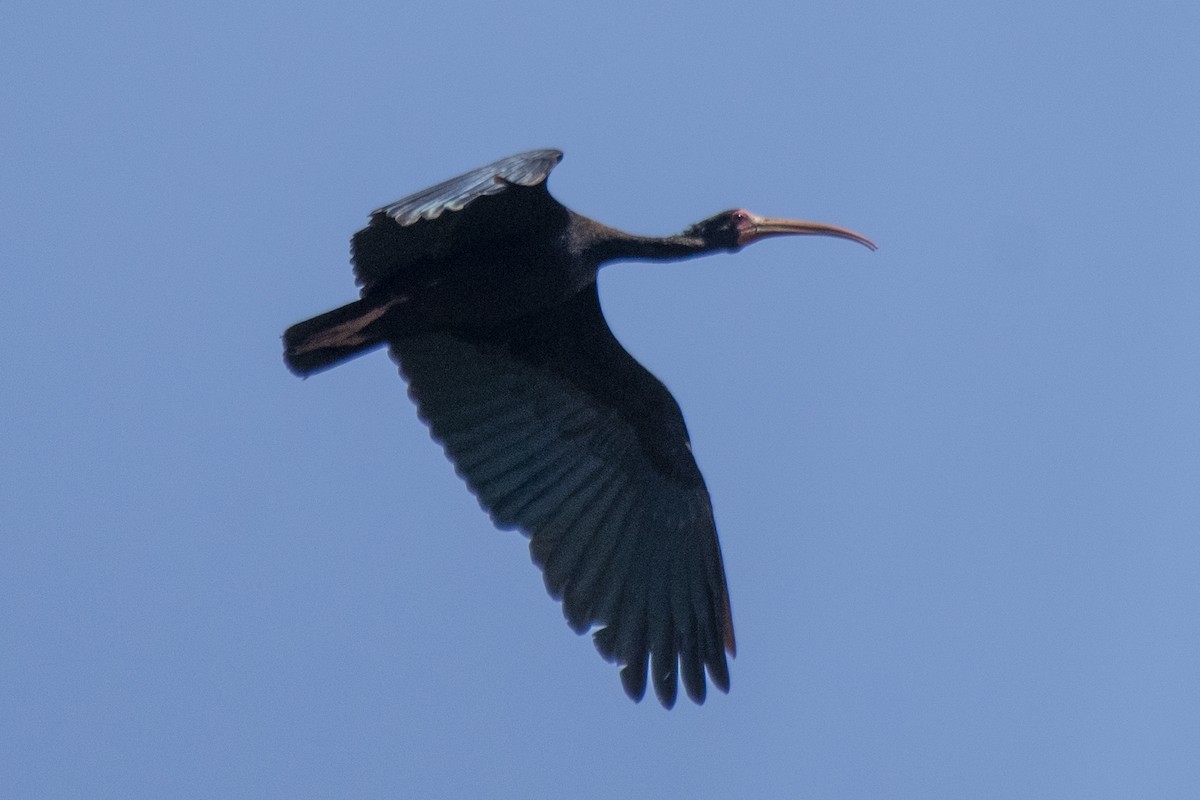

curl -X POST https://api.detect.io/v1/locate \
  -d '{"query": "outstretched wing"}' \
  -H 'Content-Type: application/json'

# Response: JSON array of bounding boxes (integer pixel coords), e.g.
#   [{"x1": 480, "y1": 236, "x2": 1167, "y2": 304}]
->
[
  {"x1": 390, "y1": 284, "x2": 735, "y2": 708},
  {"x1": 352, "y1": 149, "x2": 565, "y2": 289}
]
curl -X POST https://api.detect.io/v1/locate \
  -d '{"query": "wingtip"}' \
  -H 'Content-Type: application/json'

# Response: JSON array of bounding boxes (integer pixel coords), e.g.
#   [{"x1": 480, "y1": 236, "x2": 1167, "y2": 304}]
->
[{"x1": 620, "y1": 660, "x2": 648, "y2": 703}]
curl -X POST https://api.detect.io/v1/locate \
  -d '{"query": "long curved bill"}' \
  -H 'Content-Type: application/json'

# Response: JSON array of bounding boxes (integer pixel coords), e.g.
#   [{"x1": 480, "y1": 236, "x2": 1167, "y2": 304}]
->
[{"x1": 746, "y1": 214, "x2": 878, "y2": 251}]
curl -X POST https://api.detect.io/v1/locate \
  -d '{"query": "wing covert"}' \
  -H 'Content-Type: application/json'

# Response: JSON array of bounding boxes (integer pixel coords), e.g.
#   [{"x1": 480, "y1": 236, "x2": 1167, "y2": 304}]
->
[
  {"x1": 374, "y1": 149, "x2": 563, "y2": 225},
  {"x1": 390, "y1": 285, "x2": 735, "y2": 707},
  {"x1": 352, "y1": 149, "x2": 565, "y2": 289}
]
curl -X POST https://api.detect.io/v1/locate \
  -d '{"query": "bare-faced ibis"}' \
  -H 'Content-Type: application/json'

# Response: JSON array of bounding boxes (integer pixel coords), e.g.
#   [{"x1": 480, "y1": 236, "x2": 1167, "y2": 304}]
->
[{"x1": 283, "y1": 149, "x2": 876, "y2": 707}]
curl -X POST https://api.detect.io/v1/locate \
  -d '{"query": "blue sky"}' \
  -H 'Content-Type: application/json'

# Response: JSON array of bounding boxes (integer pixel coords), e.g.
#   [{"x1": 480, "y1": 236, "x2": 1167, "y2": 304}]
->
[{"x1": 4, "y1": 2, "x2": 1198, "y2": 797}]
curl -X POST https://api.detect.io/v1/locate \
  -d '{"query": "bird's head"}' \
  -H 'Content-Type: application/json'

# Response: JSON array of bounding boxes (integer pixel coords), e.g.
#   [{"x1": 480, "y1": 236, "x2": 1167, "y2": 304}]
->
[{"x1": 685, "y1": 209, "x2": 877, "y2": 252}]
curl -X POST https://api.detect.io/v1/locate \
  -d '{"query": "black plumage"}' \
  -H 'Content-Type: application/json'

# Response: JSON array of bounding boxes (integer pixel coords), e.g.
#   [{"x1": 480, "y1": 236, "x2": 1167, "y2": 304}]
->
[{"x1": 284, "y1": 149, "x2": 875, "y2": 707}]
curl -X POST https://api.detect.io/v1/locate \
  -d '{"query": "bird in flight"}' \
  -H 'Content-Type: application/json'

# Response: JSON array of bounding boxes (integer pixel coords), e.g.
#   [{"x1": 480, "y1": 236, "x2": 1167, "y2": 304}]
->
[{"x1": 284, "y1": 149, "x2": 876, "y2": 707}]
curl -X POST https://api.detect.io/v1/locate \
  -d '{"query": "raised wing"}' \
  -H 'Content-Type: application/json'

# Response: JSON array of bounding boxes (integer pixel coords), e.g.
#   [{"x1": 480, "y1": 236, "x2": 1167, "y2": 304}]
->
[
  {"x1": 391, "y1": 284, "x2": 735, "y2": 708},
  {"x1": 375, "y1": 149, "x2": 563, "y2": 225},
  {"x1": 352, "y1": 149, "x2": 565, "y2": 289}
]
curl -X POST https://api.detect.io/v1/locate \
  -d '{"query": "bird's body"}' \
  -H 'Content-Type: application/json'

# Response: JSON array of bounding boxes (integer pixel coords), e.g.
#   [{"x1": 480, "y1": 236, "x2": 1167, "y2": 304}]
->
[{"x1": 284, "y1": 149, "x2": 875, "y2": 707}]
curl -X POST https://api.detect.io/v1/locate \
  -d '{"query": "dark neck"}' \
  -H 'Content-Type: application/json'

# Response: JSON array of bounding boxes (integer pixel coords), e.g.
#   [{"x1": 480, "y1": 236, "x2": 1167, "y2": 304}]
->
[{"x1": 579, "y1": 220, "x2": 715, "y2": 267}]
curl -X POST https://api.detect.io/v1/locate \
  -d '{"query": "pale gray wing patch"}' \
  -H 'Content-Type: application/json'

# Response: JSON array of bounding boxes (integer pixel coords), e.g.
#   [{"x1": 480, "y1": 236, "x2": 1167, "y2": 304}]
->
[{"x1": 375, "y1": 149, "x2": 563, "y2": 226}]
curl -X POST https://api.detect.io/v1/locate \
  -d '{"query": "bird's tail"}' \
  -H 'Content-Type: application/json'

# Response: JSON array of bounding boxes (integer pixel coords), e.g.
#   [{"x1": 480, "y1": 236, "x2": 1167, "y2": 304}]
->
[{"x1": 283, "y1": 295, "x2": 404, "y2": 376}]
